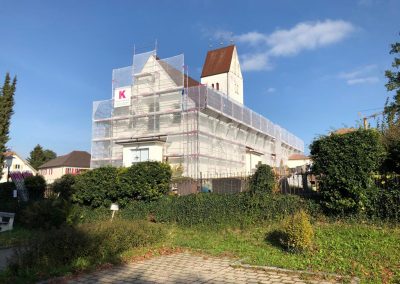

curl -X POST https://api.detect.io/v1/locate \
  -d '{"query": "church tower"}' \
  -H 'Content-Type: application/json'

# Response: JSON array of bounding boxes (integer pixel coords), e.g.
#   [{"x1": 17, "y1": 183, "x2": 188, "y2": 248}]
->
[{"x1": 200, "y1": 45, "x2": 244, "y2": 104}]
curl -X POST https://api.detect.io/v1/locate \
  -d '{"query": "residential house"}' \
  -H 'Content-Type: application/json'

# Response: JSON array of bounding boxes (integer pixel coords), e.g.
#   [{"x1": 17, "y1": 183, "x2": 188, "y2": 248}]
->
[{"x1": 38, "y1": 151, "x2": 90, "y2": 184}]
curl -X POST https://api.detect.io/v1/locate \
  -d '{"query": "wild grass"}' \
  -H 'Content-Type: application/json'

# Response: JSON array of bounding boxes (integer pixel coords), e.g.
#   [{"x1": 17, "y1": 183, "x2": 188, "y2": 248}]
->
[{"x1": 165, "y1": 221, "x2": 400, "y2": 284}]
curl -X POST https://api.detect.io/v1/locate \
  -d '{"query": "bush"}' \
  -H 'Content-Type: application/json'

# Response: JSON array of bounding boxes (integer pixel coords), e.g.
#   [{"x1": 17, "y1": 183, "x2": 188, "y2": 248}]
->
[
  {"x1": 74, "y1": 192, "x2": 322, "y2": 228},
  {"x1": 72, "y1": 166, "x2": 119, "y2": 208},
  {"x1": 310, "y1": 129, "x2": 385, "y2": 214},
  {"x1": 279, "y1": 210, "x2": 314, "y2": 252},
  {"x1": 8, "y1": 220, "x2": 165, "y2": 280},
  {"x1": 52, "y1": 174, "x2": 76, "y2": 201},
  {"x1": 72, "y1": 162, "x2": 172, "y2": 208},
  {"x1": 24, "y1": 175, "x2": 46, "y2": 201},
  {"x1": 85, "y1": 220, "x2": 166, "y2": 261},
  {"x1": 249, "y1": 164, "x2": 276, "y2": 193},
  {"x1": 367, "y1": 176, "x2": 400, "y2": 220},
  {"x1": 19, "y1": 199, "x2": 70, "y2": 230},
  {"x1": 0, "y1": 182, "x2": 15, "y2": 200},
  {"x1": 118, "y1": 161, "x2": 172, "y2": 204}
]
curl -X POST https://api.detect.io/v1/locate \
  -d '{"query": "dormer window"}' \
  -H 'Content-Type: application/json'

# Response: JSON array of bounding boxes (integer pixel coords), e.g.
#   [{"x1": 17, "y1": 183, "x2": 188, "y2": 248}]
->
[{"x1": 216, "y1": 83, "x2": 219, "y2": 90}]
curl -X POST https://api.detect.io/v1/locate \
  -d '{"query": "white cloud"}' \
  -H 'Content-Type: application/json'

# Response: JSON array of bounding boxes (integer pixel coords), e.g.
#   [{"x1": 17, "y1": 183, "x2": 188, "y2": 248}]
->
[
  {"x1": 201, "y1": 19, "x2": 355, "y2": 71},
  {"x1": 208, "y1": 19, "x2": 355, "y2": 72},
  {"x1": 339, "y1": 65, "x2": 379, "y2": 85},
  {"x1": 339, "y1": 64, "x2": 377, "y2": 79},
  {"x1": 347, "y1": 77, "x2": 379, "y2": 85},
  {"x1": 240, "y1": 52, "x2": 271, "y2": 71},
  {"x1": 266, "y1": 87, "x2": 276, "y2": 93},
  {"x1": 266, "y1": 20, "x2": 355, "y2": 56},
  {"x1": 234, "y1": 31, "x2": 267, "y2": 46}
]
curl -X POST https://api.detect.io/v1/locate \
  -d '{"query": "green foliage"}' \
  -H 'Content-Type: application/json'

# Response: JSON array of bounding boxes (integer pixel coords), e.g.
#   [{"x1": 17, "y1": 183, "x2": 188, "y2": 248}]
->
[
  {"x1": 0, "y1": 73, "x2": 16, "y2": 180},
  {"x1": 7, "y1": 220, "x2": 165, "y2": 281},
  {"x1": 27, "y1": 144, "x2": 57, "y2": 170},
  {"x1": 52, "y1": 174, "x2": 76, "y2": 201},
  {"x1": 72, "y1": 166, "x2": 119, "y2": 208},
  {"x1": 72, "y1": 162, "x2": 172, "y2": 208},
  {"x1": 249, "y1": 164, "x2": 276, "y2": 193},
  {"x1": 0, "y1": 182, "x2": 15, "y2": 200},
  {"x1": 384, "y1": 39, "x2": 400, "y2": 124},
  {"x1": 74, "y1": 193, "x2": 321, "y2": 228},
  {"x1": 279, "y1": 210, "x2": 314, "y2": 253},
  {"x1": 24, "y1": 175, "x2": 46, "y2": 201},
  {"x1": 19, "y1": 199, "x2": 70, "y2": 230},
  {"x1": 170, "y1": 222, "x2": 400, "y2": 284},
  {"x1": 310, "y1": 129, "x2": 385, "y2": 214},
  {"x1": 367, "y1": 175, "x2": 400, "y2": 220},
  {"x1": 118, "y1": 161, "x2": 172, "y2": 204}
]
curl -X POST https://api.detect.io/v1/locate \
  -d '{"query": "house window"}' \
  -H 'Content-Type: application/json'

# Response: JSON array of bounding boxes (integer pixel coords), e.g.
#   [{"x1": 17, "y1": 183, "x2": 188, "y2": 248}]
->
[
  {"x1": 148, "y1": 102, "x2": 160, "y2": 131},
  {"x1": 173, "y1": 104, "x2": 181, "y2": 124},
  {"x1": 216, "y1": 83, "x2": 219, "y2": 90},
  {"x1": 212, "y1": 83, "x2": 214, "y2": 89},
  {"x1": 131, "y1": 148, "x2": 149, "y2": 163},
  {"x1": 14, "y1": 164, "x2": 20, "y2": 170}
]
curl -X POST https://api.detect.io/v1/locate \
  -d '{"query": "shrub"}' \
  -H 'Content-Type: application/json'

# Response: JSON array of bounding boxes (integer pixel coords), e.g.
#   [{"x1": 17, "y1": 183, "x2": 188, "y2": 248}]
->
[
  {"x1": 72, "y1": 166, "x2": 119, "y2": 208},
  {"x1": 8, "y1": 220, "x2": 165, "y2": 280},
  {"x1": 85, "y1": 220, "x2": 166, "y2": 261},
  {"x1": 118, "y1": 161, "x2": 172, "y2": 204},
  {"x1": 249, "y1": 164, "x2": 276, "y2": 193},
  {"x1": 310, "y1": 129, "x2": 385, "y2": 214},
  {"x1": 74, "y1": 193, "x2": 322, "y2": 228},
  {"x1": 24, "y1": 175, "x2": 46, "y2": 201},
  {"x1": 367, "y1": 175, "x2": 400, "y2": 220},
  {"x1": 19, "y1": 199, "x2": 70, "y2": 230},
  {"x1": 0, "y1": 182, "x2": 15, "y2": 200},
  {"x1": 52, "y1": 174, "x2": 76, "y2": 201},
  {"x1": 72, "y1": 162, "x2": 172, "y2": 208},
  {"x1": 279, "y1": 210, "x2": 314, "y2": 252}
]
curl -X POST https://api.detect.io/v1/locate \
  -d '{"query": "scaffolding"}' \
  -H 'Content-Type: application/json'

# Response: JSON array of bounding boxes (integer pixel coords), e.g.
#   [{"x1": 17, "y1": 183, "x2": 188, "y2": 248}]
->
[{"x1": 91, "y1": 50, "x2": 304, "y2": 178}]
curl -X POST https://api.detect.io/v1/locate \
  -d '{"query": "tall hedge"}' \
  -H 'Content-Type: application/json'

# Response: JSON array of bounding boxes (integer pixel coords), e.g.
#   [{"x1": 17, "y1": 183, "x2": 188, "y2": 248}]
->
[
  {"x1": 118, "y1": 161, "x2": 171, "y2": 205},
  {"x1": 310, "y1": 129, "x2": 385, "y2": 214},
  {"x1": 72, "y1": 166, "x2": 120, "y2": 208},
  {"x1": 72, "y1": 162, "x2": 172, "y2": 208},
  {"x1": 24, "y1": 175, "x2": 46, "y2": 201},
  {"x1": 249, "y1": 164, "x2": 275, "y2": 193}
]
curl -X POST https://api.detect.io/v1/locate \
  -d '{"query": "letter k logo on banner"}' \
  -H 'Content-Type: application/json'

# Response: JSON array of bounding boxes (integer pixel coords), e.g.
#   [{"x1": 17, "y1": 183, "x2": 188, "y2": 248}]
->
[{"x1": 119, "y1": 90, "x2": 126, "y2": 99}]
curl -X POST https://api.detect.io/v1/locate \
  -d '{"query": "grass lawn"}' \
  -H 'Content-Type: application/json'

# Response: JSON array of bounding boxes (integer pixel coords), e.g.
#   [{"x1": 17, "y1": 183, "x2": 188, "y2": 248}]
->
[
  {"x1": 163, "y1": 221, "x2": 400, "y2": 284},
  {"x1": 1, "y1": 221, "x2": 399, "y2": 283},
  {"x1": 0, "y1": 226, "x2": 33, "y2": 248}
]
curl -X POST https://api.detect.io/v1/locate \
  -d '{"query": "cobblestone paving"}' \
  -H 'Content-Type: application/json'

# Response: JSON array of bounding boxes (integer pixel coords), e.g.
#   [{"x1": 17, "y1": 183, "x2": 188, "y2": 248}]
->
[{"x1": 65, "y1": 252, "x2": 338, "y2": 284}]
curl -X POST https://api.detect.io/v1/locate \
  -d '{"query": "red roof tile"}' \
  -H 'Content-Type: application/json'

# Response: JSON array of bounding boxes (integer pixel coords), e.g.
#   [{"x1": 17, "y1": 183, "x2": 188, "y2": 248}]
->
[
  {"x1": 288, "y1": 154, "x2": 309, "y2": 160},
  {"x1": 201, "y1": 45, "x2": 235, "y2": 78}
]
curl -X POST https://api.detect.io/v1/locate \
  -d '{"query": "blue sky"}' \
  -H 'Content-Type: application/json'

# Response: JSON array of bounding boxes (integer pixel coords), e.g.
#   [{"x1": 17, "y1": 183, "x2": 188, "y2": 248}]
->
[{"x1": 0, "y1": 0, "x2": 399, "y2": 158}]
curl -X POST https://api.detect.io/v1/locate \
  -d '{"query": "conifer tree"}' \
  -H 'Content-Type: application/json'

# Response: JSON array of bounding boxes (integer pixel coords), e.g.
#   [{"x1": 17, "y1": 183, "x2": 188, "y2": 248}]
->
[
  {"x1": 27, "y1": 144, "x2": 57, "y2": 170},
  {"x1": 0, "y1": 73, "x2": 17, "y2": 180}
]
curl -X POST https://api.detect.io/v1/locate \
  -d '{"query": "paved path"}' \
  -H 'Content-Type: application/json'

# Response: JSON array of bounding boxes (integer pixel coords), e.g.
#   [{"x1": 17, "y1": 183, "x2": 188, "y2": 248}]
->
[
  {"x1": 65, "y1": 252, "x2": 337, "y2": 284},
  {"x1": 0, "y1": 247, "x2": 14, "y2": 271}
]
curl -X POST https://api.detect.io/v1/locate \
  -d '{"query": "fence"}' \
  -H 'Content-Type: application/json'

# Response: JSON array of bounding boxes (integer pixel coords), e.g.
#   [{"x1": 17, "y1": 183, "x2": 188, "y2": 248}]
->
[{"x1": 172, "y1": 171, "x2": 319, "y2": 196}]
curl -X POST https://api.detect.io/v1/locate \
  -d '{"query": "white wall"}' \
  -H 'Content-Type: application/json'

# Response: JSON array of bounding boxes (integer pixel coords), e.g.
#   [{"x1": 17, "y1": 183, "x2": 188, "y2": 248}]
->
[
  {"x1": 245, "y1": 152, "x2": 263, "y2": 173},
  {"x1": 1, "y1": 153, "x2": 37, "y2": 183},
  {"x1": 122, "y1": 143, "x2": 164, "y2": 167},
  {"x1": 287, "y1": 159, "x2": 311, "y2": 169},
  {"x1": 39, "y1": 167, "x2": 88, "y2": 184}
]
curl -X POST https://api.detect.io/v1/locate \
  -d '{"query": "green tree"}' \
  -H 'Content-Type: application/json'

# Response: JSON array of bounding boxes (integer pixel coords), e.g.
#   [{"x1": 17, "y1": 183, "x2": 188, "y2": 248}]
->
[
  {"x1": 249, "y1": 164, "x2": 276, "y2": 193},
  {"x1": 27, "y1": 144, "x2": 57, "y2": 170},
  {"x1": 310, "y1": 129, "x2": 385, "y2": 214},
  {"x1": 384, "y1": 38, "x2": 400, "y2": 122},
  {"x1": 381, "y1": 36, "x2": 400, "y2": 173},
  {"x1": 0, "y1": 73, "x2": 17, "y2": 180}
]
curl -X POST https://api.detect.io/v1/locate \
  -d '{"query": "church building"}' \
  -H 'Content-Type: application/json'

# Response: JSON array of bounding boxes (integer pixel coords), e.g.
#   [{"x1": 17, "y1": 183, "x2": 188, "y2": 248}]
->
[{"x1": 91, "y1": 45, "x2": 304, "y2": 178}]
